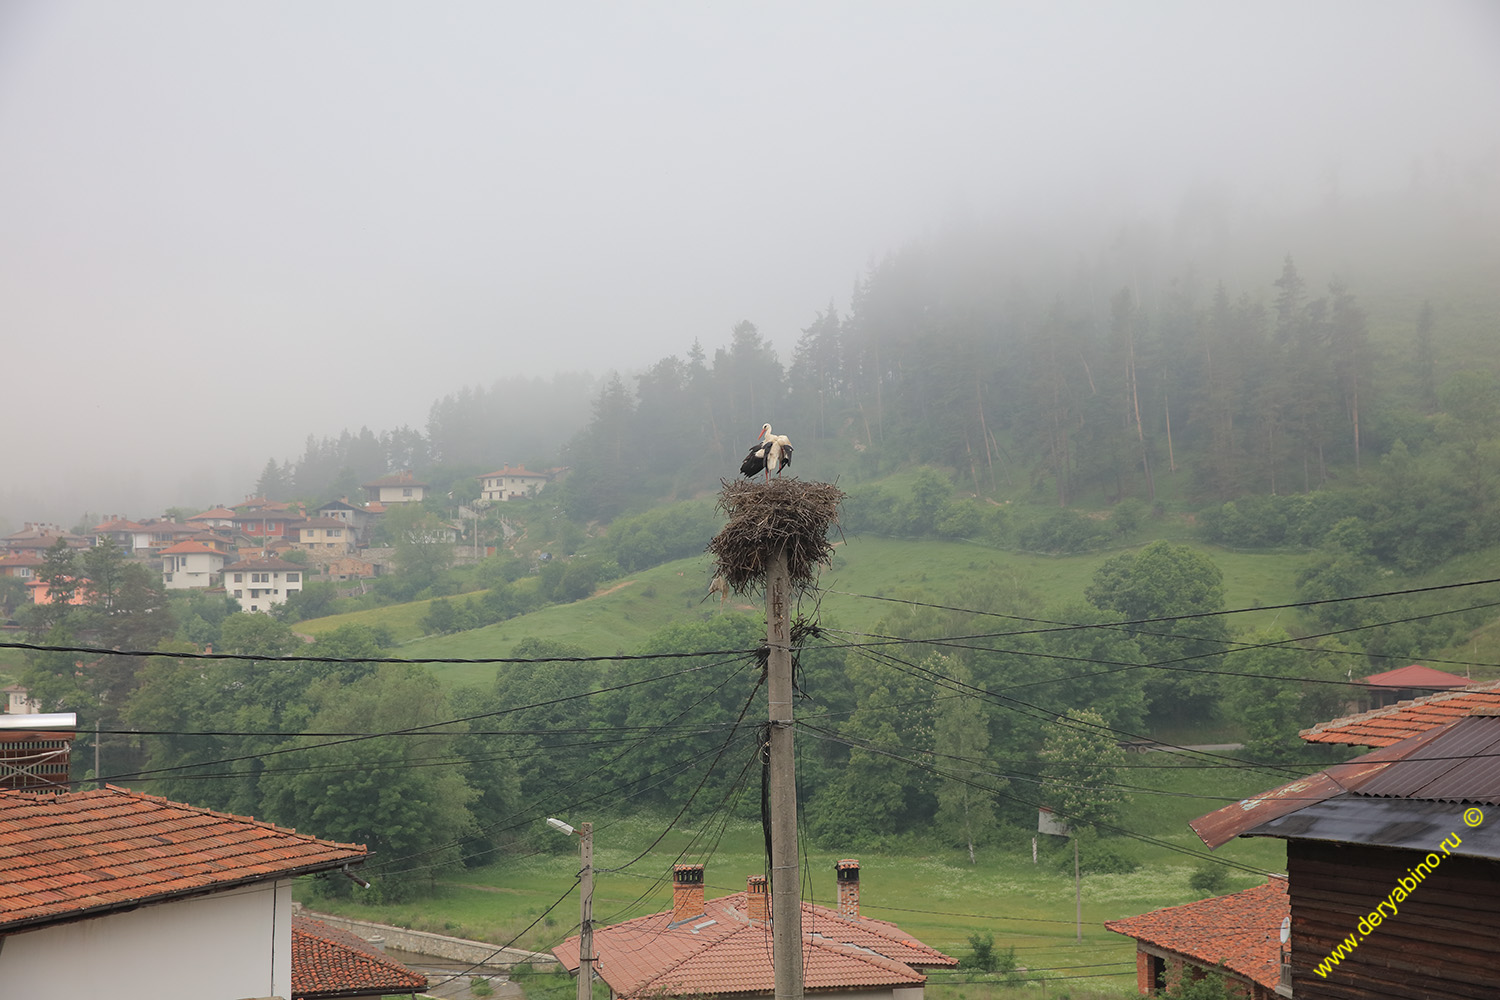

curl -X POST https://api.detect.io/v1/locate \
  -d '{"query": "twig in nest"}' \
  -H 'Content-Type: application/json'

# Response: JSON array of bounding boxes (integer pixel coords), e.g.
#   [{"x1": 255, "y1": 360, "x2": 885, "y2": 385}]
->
[{"x1": 707, "y1": 477, "x2": 844, "y2": 595}]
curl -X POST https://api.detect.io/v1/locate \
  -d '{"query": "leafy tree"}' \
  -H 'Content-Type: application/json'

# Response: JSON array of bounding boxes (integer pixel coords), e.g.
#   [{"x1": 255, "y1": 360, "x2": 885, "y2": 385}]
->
[
  {"x1": 257, "y1": 664, "x2": 475, "y2": 899},
  {"x1": 1085, "y1": 541, "x2": 1229, "y2": 723},
  {"x1": 384, "y1": 502, "x2": 457, "y2": 588},
  {"x1": 1038, "y1": 708, "x2": 1128, "y2": 834},
  {"x1": 931, "y1": 655, "x2": 999, "y2": 862}
]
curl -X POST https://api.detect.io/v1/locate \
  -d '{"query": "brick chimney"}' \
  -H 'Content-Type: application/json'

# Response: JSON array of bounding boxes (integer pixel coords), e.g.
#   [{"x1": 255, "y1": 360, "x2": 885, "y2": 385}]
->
[
  {"x1": 746, "y1": 875, "x2": 769, "y2": 922},
  {"x1": 671, "y1": 864, "x2": 705, "y2": 924},
  {"x1": 836, "y1": 859, "x2": 860, "y2": 917}
]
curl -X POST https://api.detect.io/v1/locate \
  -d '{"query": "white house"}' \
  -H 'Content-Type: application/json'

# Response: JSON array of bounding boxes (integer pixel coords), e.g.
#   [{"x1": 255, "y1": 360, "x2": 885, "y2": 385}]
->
[
  {"x1": 158, "y1": 540, "x2": 229, "y2": 590},
  {"x1": 222, "y1": 555, "x2": 305, "y2": 612},
  {"x1": 0, "y1": 784, "x2": 366, "y2": 1000},
  {"x1": 361, "y1": 471, "x2": 428, "y2": 504},
  {"x1": 478, "y1": 465, "x2": 550, "y2": 502}
]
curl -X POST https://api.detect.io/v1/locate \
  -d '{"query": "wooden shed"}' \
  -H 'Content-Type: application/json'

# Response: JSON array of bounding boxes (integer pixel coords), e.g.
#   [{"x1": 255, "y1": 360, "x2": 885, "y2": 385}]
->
[{"x1": 1192, "y1": 712, "x2": 1500, "y2": 999}]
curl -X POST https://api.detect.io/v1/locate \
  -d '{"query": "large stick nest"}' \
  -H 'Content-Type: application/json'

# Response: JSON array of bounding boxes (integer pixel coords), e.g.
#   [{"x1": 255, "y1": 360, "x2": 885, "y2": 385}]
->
[{"x1": 708, "y1": 477, "x2": 845, "y2": 595}]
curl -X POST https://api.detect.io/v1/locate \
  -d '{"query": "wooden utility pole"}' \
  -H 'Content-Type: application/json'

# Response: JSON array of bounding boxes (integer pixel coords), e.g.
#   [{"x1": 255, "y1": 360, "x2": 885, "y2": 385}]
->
[
  {"x1": 766, "y1": 550, "x2": 803, "y2": 1000},
  {"x1": 1074, "y1": 835, "x2": 1081, "y2": 943}
]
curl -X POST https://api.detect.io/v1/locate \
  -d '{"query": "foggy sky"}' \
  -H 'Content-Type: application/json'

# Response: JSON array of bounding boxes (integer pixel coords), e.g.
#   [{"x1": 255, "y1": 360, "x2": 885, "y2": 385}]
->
[{"x1": 2, "y1": 1, "x2": 1497, "y2": 523}]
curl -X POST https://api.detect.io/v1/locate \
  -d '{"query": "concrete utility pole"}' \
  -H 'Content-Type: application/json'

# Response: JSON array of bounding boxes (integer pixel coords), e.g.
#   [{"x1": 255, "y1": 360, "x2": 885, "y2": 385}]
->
[
  {"x1": 578, "y1": 821, "x2": 594, "y2": 1000},
  {"x1": 766, "y1": 550, "x2": 803, "y2": 1000},
  {"x1": 547, "y1": 818, "x2": 594, "y2": 1000}
]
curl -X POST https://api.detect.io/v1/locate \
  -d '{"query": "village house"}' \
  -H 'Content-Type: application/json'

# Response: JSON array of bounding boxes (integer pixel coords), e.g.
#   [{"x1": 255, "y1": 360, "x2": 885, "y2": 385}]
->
[
  {"x1": 186, "y1": 505, "x2": 239, "y2": 529},
  {"x1": 1358, "y1": 663, "x2": 1471, "y2": 709},
  {"x1": 0, "y1": 551, "x2": 42, "y2": 579},
  {"x1": 25, "y1": 576, "x2": 89, "y2": 605},
  {"x1": 158, "y1": 539, "x2": 229, "y2": 590},
  {"x1": 0, "y1": 781, "x2": 367, "y2": 1000},
  {"x1": 554, "y1": 860, "x2": 955, "y2": 1000},
  {"x1": 1192, "y1": 710, "x2": 1500, "y2": 999},
  {"x1": 478, "y1": 465, "x2": 550, "y2": 502},
  {"x1": 3, "y1": 523, "x2": 89, "y2": 556},
  {"x1": 1106, "y1": 878, "x2": 1289, "y2": 998},
  {"x1": 316, "y1": 497, "x2": 380, "y2": 544},
  {"x1": 293, "y1": 516, "x2": 356, "y2": 557},
  {"x1": 223, "y1": 555, "x2": 304, "y2": 612},
  {"x1": 231, "y1": 507, "x2": 302, "y2": 543},
  {"x1": 361, "y1": 471, "x2": 428, "y2": 504}
]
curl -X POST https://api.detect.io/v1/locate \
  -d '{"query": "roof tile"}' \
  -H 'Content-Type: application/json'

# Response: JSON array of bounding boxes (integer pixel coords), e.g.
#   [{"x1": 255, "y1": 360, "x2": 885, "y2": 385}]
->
[{"x1": 0, "y1": 786, "x2": 365, "y2": 933}]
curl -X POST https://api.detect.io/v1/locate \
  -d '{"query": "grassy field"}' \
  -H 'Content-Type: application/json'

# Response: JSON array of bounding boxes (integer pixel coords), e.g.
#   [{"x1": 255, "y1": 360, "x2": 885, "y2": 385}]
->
[
  {"x1": 298, "y1": 758, "x2": 1288, "y2": 1000},
  {"x1": 294, "y1": 531, "x2": 1307, "y2": 691}
]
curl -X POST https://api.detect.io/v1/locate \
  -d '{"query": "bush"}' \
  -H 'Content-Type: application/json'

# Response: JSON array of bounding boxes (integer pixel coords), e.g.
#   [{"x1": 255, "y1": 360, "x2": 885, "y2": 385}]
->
[
  {"x1": 1052, "y1": 832, "x2": 1139, "y2": 875},
  {"x1": 1188, "y1": 861, "x2": 1229, "y2": 894}
]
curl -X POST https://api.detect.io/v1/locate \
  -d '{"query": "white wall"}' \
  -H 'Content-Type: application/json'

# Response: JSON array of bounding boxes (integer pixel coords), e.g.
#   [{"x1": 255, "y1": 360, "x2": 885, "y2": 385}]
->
[{"x1": 0, "y1": 879, "x2": 293, "y2": 1000}]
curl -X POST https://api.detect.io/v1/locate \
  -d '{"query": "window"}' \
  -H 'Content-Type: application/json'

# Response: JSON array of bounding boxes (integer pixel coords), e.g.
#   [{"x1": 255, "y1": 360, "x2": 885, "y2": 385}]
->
[
  {"x1": 164, "y1": 572, "x2": 173, "y2": 582},
  {"x1": 328, "y1": 528, "x2": 341, "y2": 537},
  {"x1": 402, "y1": 487, "x2": 414, "y2": 497},
  {"x1": 234, "y1": 573, "x2": 243, "y2": 583},
  {"x1": 286, "y1": 573, "x2": 299, "y2": 582},
  {"x1": 252, "y1": 572, "x2": 269, "y2": 583},
  {"x1": 234, "y1": 589, "x2": 242, "y2": 597}
]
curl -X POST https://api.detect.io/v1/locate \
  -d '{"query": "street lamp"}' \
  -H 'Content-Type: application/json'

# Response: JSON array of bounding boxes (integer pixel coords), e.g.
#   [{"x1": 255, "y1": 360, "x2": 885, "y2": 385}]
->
[{"x1": 548, "y1": 818, "x2": 593, "y2": 1000}]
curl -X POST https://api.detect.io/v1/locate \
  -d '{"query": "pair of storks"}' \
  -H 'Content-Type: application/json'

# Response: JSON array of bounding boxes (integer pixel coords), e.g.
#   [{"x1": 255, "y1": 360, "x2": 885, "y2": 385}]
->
[{"x1": 739, "y1": 423, "x2": 792, "y2": 481}]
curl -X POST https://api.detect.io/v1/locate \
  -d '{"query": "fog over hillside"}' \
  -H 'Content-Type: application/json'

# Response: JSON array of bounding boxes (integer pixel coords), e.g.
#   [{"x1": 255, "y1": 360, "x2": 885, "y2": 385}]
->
[{"x1": 1, "y1": 1, "x2": 1497, "y2": 524}]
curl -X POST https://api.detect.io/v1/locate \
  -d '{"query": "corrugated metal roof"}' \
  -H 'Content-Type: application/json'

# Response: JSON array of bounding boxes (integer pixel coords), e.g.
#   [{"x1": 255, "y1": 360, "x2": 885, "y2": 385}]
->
[
  {"x1": 1192, "y1": 716, "x2": 1500, "y2": 850},
  {"x1": 1353, "y1": 714, "x2": 1500, "y2": 804},
  {"x1": 1243, "y1": 795, "x2": 1500, "y2": 859}
]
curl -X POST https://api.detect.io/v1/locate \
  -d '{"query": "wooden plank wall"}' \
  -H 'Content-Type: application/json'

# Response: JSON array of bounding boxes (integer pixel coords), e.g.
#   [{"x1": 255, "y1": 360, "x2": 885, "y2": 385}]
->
[{"x1": 1288, "y1": 840, "x2": 1500, "y2": 999}]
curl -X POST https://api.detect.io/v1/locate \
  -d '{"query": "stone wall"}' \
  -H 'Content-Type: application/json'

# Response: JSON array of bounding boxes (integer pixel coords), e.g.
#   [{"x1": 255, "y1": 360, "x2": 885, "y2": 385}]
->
[{"x1": 301, "y1": 908, "x2": 556, "y2": 969}]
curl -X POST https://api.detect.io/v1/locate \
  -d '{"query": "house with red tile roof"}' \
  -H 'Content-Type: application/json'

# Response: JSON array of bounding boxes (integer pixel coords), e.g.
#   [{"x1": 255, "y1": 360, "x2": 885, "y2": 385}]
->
[
  {"x1": 0, "y1": 784, "x2": 366, "y2": 1000},
  {"x1": 223, "y1": 555, "x2": 306, "y2": 612},
  {"x1": 1360, "y1": 663, "x2": 1471, "y2": 708},
  {"x1": 1300, "y1": 678, "x2": 1500, "y2": 747},
  {"x1": 25, "y1": 575, "x2": 89, "y2": 605},
  {"x1": 0, "y1": 551, "x2": 42, "y2": 579},
  {"x1": 479, "y1": 465, "x2": 550, "y2": 502},
  {"x1": 293, "y1": 516, "x2": 357, "y2": 557},
  {"x1": 159, "y1": 539, "x2": 230, "y2": 590},
  {"x1": 3, "y1": 523, "x2": 89, "y2": 556},
  {"x1": 187, "y1": 505, "x2": 240, "y2": 528},
  {"x1": 362, "y1": 471, "x2": 428, "y2": 504},
  {"x1": 554, "y1": 861, "x2": 955, "y2": 1000},
  {"x1": 291, "y1": 913, "x2": 427, "y2": 999},
  {"x1": 1105, "y1": 878, "x2": 1289, "y2": 998}
]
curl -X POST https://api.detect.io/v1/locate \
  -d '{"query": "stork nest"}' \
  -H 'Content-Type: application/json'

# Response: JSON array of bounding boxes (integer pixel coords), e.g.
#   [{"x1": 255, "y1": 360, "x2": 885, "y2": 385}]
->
[{"x1": 708, "y1": 477, "x2": 845, "y2": 595}]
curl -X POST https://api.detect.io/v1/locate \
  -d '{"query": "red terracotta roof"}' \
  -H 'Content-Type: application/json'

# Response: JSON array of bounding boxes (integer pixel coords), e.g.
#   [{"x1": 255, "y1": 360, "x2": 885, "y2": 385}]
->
[
  {"x1": 1105, "y1": 879, "x2": 1287, "y2": 990},
  {"x1": 291, "y1": 914, "x2": 427, "y2": 998},
  {"x1": 0, "y1": 786, "x2": 365, "y2": 933},
  {"x1": 158, "y1": 540, "x2": 227, "y2": 556},
  {"x1": 1363, "y1": 664, "x2": 1471, "y2": 689},
  {"x1": 1300, "y1": 679, "x2": 1500, "y2": 747},
  {"x1": 297, "y1": 516, "x2": 350, "y2": 529},
  {"x1": 554, "y1": 891, "x2": 954, "y2": 999},
  {"x1": 480, "y1": 466, "x2": 548, "y2": 479},
  {"x1": 0, "y1": 552, "x2": 43, "y2": 567},
  {"x1": 189, "y1": 507, "x2": 238, "y2": 520}
]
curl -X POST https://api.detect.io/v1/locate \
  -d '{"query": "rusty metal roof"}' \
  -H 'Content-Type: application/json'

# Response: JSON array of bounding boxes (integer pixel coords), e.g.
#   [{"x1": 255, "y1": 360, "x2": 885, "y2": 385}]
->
[{"x1": 1191, "y1": 716, "x2": 1500, "y2": 850}]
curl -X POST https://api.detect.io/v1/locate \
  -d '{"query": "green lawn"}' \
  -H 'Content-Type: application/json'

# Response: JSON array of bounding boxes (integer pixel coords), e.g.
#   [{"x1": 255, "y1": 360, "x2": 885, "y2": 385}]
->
[{"x1": 299, "y1": 759, "x2": 1287, "y2": 999}]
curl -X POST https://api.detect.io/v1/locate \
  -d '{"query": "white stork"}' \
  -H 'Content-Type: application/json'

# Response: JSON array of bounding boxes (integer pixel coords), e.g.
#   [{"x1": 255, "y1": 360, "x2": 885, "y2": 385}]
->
[{"x1": 740, "y1": 423, "x2": 793, "y2": 481}]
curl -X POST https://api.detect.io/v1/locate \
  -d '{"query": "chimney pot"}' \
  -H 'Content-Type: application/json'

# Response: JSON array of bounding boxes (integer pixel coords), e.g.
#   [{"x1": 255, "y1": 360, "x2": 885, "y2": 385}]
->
[
  {"x1": 836, "y1": 859, "x2": 860, "y2": 918},
  {"x1": 746, "y1": 876, "x2": 769, "y2": 922},
  {"x1": 671, "y1": 864, "x2": 705, "y2": 925}
]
